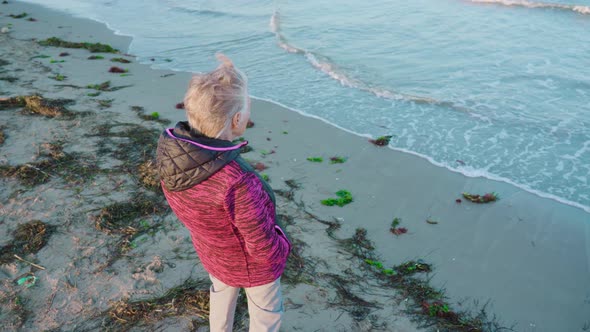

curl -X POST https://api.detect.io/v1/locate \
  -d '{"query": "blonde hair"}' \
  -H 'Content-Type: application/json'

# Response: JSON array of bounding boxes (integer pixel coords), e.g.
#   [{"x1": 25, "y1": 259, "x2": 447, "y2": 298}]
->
[{"x1": 184, "y1": 53, "x2": 249, "y2": 138}]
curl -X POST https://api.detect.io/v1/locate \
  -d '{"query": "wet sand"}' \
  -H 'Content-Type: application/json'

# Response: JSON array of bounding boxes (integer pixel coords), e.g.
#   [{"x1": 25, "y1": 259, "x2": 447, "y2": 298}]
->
[{"x1": 1, "y1": 1, "x2": 589, "y2": 331}]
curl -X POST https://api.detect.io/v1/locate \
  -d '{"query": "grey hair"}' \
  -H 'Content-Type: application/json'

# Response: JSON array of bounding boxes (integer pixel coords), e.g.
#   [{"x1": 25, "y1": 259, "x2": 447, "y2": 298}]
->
[{"x1": 183, "y1": 53, "x2": 249, "y2": 138}]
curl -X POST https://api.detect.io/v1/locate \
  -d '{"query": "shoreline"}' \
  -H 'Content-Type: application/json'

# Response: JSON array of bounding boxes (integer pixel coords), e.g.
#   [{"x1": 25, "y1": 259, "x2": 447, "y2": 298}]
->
[
  {"x1": 249, "y1": 95, "x2": 590, "y2": 215},
  {"x1": 1, "y1": 1, "x2": 589, "y2": 331},
  {"x1": 16, "y1": 1, "x2": 590, "y2": 215}
]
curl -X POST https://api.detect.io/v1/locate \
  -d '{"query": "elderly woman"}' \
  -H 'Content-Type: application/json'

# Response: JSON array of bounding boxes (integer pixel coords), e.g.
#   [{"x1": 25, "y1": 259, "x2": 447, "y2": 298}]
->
[{"x1": 156, "y1": 54, "x2": 291, "y2": 332}]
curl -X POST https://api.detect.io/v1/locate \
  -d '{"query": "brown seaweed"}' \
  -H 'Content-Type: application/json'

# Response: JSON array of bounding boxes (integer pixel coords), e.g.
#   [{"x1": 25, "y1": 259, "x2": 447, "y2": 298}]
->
[
  {"x1": 38, "y1": 37, "x2": 118, "y2": 53},
  {"x1": 369, "y1": 135, "x2": 392, "y2": 146},
  {"x1": 108, "y1": 66, "x2": 127, "y2": 73},
  {"x1": 0, "y1": 220, "x2": 53, "y2": 265},
  {"x1": 0, "y1": 95, "x2": 74, "y2": 118}
]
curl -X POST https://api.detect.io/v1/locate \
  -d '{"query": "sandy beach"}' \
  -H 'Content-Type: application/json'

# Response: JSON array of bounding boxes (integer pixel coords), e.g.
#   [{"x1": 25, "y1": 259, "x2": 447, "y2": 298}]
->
[{"x1": 1, "y1": 1, "x2": 589, "y2": 331}]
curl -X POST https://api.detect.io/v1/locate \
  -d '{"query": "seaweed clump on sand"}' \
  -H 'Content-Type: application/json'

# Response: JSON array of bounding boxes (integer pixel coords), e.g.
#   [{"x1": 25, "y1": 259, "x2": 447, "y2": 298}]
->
[
  {"x1": 462, "y1": 192, "x2": 499, "y2": 204},
  {"x1": 282, "y1": 237, "x2": 315, "y2": 285},
  {"x1": 369, "y1": 135, "x2": 392, "y2": 146},
  {"x1": 8, "y1": 12, "x2": 27, "y2": 19},
  {"x1": 306, "y1": 156, "x2": 323, "y2": 163},
  {"x1": 0, "y1": 141, "x2": 101, "y2": 186},
  {"x1": 38, "y1": 37, "x2": 119, "y2": 53},
  {"x1": 0, "y1": 95, "x2": 75, "y2": 118},
  {"x1": 93, "y1": 194, "x2": 166, "y2": 235},
  {"x1": 108, "y1": 66, "x2": 127, "y2": 73},
  {"x1": 130, "y1": 105, "x2": 171, "y2": 125},
  {"x1": 329, "y1": 156, "x2": 347, "y2": 164},
  {"x1": 339, "y1": 228, "x2": 375, "y2": 259},
  {"x1": 0, "y1": 162, "x2": 51, "y2": 186},
  {"x1": 390, "y1": 217, "x2": 407, "y2": 235},
  {"x1": 350, "y1": 234, "x2": 507, "y2": 331},
  {"x1": 321, "y1": 190, "x2": 353, "y2": 207},
  {"x1": 89, "y1": 122, "x2": 160, "y2": 171},
  {"x1": 0, "y1": 126, "x2": 5, "y2": 145},
  {"x1": 105, "y1": 279, "x2": 210, "y2": 328},
  {"x1": 325, "y1": 273, "x2": 381, "y2": 322},
  {"x1": 86, "y1": 80, "x2": 131, "y2": 92},
  {"x1": 138, "y1": 159, "x2": 160, "y2": 191},
  {"x1": 0, "y1": 220, "x2": 52, "y2": 265},
  {"x1": 274, "y1": 179, "x2": 300, "y2": 200},
  {"x1": 110, "y1": 57, "x2": 131, "y2": 63},
  {"x1": 102, "y1": 278, "x2": 250, "y2": 331},
  {"x1": 96, "y1": 99, "x2": 113, "y2": 109}
]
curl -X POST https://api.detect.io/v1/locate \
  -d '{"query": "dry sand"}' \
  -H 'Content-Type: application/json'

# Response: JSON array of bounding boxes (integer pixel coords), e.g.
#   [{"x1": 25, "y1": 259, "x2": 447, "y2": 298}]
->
[{"x1": 1, "y1": 1, "x2": 589, "y2": 332}]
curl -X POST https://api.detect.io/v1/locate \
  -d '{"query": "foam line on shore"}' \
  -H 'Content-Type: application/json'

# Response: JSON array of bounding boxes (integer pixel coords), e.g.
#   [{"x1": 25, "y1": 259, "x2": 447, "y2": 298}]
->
[
  {"x1": 252, "y1": 94, "x2": 590, "y2": 214},
  {"x1": 468, "y1": 0, "x2": 590, "y2": 15},
  {"x1": 269, "y1": 10, "x2": 470, "y2": 112}
]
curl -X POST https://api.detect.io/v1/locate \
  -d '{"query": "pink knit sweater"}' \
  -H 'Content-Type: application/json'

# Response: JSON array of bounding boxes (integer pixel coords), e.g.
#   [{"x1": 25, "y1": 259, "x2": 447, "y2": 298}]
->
[{"x1": 162, "y1": 161, "x2": 291, "y2": 287}]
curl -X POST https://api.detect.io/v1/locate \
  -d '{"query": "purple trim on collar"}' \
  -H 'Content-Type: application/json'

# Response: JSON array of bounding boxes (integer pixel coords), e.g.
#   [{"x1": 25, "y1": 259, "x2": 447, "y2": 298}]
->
[{"x1": 165, "y1": 128, "x2": 248, "y2": 152}]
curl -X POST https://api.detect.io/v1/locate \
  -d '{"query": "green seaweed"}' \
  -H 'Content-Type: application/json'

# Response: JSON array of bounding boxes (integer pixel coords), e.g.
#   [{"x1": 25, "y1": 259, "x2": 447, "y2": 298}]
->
[
  {"x1": 110, "y1": 57, "x2": 131, "y2": 63},
  {"x1": 86, "y1": 80, "x2": 131, "y2": 92},
  {"x1": 87, "y1": 55, "x2": 104, "y2": 60},
  {"x1": 49, "y1": 74, "x2": 66, "y2": 81},
  {"x1": 38, "y1": 37, "x2": 118, "y2": 53},
  {"x1": 329, "y1": 156, "x2": 347, "y2": 164},
  {"x1": 321, "y1": 190, "x2": 353, "y2": 207},
  {"x1": 339, "y1": 227, "x2": 504, "y2": 331},
  {"x1": 87, "y1": 81, "x2": 111, "y2": 91},
  {"x1": 9, "y1": 12, "x2": 27, "y2": 19},
  {"x1": 96, "y1": 99, "x2": 113, "y2": 109},
  {"x1": 306, "y1": 157, "x2": 323, "y2": 163},
  {"x1": 129, "y1": 106, "x2": 170, "y2": 125}
]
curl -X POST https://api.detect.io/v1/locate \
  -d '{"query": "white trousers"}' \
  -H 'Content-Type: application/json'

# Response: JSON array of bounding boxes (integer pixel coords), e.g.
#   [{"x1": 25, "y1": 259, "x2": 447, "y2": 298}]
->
[{"x1": 209, "y1": 274, "x2": 283, "y2": 332}]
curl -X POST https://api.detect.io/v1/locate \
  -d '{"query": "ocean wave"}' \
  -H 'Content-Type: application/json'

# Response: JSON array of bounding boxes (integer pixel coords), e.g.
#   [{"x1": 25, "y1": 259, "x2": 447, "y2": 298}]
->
[
  {"x1": 169, "y1": 5, "x2": 267, "y2": 19},
  {"x1": 468, "y1": 0, "x2": 590, "y2": 15},
  {"x1": 270, "y1": 11, "x2": 469, "y2": 111}
]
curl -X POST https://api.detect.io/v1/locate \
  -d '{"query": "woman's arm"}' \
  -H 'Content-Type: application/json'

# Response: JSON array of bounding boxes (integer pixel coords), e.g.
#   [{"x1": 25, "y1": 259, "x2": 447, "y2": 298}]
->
[{"x1": 226, "y1": 172, "x2": 291, "y2": 263}]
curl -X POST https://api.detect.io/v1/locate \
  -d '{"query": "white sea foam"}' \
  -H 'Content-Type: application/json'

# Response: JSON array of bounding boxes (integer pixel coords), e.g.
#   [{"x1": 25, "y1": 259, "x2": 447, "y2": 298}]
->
[
  {"x1": 251, "y1": 94, "x2": 590, "y2": 214},
  {"x1": 469, "y1": 0, "x2": 590, "y2": 15},
  {"x1": 270, "y1": 11, "x2": 468, "y2": 111}
]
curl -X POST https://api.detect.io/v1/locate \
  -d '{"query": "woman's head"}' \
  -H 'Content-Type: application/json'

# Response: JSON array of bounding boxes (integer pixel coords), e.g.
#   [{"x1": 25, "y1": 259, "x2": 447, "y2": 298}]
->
[{"x1": 184, "y1": 53, "x2": 250, "y2": 139}]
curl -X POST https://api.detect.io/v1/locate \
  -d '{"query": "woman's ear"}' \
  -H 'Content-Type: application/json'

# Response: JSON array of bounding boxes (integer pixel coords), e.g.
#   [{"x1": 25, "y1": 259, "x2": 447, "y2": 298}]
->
[{"x1": 231, "y1": 111, "x2": 242, "y2": 129}]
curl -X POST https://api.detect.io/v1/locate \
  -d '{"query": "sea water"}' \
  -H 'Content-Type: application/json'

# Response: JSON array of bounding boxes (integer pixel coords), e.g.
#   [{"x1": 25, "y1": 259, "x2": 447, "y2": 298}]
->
[{"x1": 22, "y1": 0, "x2": 590, "y2": 213}]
